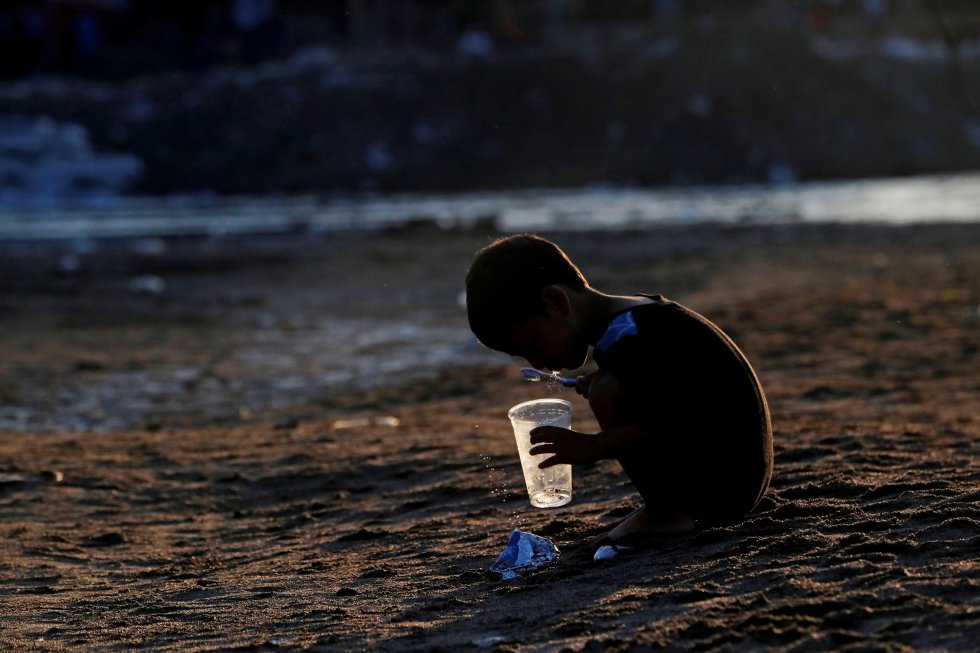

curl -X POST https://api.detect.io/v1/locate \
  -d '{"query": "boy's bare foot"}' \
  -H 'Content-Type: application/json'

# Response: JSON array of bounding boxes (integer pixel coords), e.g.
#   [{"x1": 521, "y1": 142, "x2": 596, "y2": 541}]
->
[{"x1": 605, "y1": 505, "x2": 696, "y2": 541}]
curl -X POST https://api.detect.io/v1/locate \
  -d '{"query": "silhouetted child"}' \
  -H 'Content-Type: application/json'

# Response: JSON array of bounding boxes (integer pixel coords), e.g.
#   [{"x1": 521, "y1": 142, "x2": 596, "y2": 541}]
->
[{"x1": 465, "y1": 234, "x2": 773, "y2": 540}]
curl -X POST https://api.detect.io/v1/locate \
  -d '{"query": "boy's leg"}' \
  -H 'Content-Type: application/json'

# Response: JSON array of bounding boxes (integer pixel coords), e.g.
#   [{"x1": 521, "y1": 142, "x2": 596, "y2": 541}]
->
[{"x1": 587, "y1": 370, "x2": 696, "y2": 539}]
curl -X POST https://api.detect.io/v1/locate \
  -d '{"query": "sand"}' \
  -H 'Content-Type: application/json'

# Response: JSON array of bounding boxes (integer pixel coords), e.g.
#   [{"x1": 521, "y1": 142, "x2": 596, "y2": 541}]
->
[{"x1": 1, "y1": 223, "x2": 978, "y2": 651}]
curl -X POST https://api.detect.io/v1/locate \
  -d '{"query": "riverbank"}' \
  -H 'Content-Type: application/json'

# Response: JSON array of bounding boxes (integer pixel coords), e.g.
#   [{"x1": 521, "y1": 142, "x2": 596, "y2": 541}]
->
[{"x1": 1, "y1": 223, "x2": 978, "y2": 650}]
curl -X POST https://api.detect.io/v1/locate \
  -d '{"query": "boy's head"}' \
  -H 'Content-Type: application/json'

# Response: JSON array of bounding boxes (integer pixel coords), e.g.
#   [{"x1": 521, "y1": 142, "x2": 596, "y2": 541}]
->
[{"x1": 465, "y1": 234, "x2": 589, "y2": 367}]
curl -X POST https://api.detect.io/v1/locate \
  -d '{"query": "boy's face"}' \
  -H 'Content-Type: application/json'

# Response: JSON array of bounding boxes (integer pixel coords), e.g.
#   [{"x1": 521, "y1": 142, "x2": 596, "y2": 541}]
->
[{"x1": 508, "y1": 314, "x2": 588, "y2": 372}]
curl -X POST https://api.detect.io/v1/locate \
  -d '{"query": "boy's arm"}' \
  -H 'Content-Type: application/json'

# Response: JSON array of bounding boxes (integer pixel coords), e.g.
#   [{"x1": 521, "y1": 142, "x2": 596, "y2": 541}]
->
[
  {"x1": 530, "y1": 366, "x2": 652, "y2": 467},
  {"x1": 529, "y1": 424, "x2": 650, "y2": 468}
]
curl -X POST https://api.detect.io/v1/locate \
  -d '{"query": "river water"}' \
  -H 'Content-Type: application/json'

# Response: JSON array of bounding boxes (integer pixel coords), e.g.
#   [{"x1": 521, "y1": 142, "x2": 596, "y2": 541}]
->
[{"x1": 2, "y1": 172, "x2": 979, "y2": 241}]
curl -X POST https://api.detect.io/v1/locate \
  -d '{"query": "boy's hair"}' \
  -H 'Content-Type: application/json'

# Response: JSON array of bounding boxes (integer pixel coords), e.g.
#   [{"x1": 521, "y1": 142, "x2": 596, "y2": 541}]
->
[{"x1": 465, "y1": 234, "x2": 588, "y2": 352}]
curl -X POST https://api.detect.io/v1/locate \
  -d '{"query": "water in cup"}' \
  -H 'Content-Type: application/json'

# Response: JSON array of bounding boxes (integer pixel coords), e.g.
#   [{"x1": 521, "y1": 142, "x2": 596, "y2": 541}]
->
[{"x1": 507, "y1": 398, "x2": 573, "y2": 508}]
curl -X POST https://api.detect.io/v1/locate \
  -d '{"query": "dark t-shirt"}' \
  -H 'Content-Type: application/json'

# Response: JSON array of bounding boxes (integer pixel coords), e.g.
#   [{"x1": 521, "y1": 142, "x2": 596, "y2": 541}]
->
[{"x1": 592, "y1": 295, "x2": 773, "y2": 523}]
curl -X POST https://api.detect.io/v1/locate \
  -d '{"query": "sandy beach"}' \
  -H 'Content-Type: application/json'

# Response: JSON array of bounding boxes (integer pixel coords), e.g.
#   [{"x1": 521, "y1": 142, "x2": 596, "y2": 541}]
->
[{"x1": 1, "y1": 223, "x2": 978, "y2": 651}]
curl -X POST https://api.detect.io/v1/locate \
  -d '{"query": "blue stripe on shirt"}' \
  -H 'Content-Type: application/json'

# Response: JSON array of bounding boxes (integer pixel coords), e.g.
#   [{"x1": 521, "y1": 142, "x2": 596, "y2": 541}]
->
[{"x1": 595, "y1": 311, "x2": 638, "y2": 355}]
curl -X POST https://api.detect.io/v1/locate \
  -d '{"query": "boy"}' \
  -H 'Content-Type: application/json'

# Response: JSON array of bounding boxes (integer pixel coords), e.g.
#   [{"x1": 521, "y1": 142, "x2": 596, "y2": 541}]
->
[{"x1": 465, "y1": 234, "x2": 772, "y2": 540}]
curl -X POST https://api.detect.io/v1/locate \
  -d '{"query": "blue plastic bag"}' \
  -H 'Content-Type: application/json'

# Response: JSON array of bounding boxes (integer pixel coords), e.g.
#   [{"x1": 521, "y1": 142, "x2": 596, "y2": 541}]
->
[{"x1": 488, "y1": 530, "x2": 559, "y2": 580}]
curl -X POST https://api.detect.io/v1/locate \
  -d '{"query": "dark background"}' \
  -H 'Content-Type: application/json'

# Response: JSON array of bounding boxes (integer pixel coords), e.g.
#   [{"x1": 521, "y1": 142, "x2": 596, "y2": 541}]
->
[{"x1": 2, "y1": 0, "x2": 979, "y2": 195}]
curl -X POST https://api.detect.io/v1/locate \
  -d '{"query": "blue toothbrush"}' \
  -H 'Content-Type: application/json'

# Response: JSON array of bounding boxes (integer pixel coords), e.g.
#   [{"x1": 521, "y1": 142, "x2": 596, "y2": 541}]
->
[{"x1": 520, "y1": 367, "x2": 578, "y2": 387}]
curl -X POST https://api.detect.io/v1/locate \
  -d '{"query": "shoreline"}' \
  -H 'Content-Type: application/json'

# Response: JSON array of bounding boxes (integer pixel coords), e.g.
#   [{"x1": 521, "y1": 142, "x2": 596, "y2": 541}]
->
[
  {"x1": 1, "y1": 222, "x2": 978, "y2": 650},
  {"x1": 2, "y1": 171, "x2": 980, "y2": 241}
]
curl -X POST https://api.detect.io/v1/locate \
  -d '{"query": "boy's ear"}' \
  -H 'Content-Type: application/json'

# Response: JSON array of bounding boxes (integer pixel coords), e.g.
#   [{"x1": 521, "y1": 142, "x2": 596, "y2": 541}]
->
[{"x1": 540, "y1": 285, "x2": 572, "y2": 317}]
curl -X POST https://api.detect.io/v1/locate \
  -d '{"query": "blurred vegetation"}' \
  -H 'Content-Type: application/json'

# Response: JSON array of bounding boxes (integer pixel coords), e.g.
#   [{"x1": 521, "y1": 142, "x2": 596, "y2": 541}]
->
[{"x1": 1, "y1": 1, "x2": 978, "y2": 194}]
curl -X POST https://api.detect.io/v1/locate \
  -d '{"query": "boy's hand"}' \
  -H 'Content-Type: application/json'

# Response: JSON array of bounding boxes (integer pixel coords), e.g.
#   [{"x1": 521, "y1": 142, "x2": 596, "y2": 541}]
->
[
  {"x1": 575, "y1": 373, "x2": 594, "y2": 398},
  {"x1": 529, "y1": 426, "x2": 600, "y2": 468}
]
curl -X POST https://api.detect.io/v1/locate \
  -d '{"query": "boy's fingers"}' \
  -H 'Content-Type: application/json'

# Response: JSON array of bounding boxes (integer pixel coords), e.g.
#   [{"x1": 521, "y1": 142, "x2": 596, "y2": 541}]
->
[
  {"x1": 537, "y1": 455, "x2": 562, "y2": 469},
  {"x1": 529, "y1": 426, "x2": 566, "y2": 443},
  {"x1": 528, "y1": 443, "x2": 557, "y2": 456}
]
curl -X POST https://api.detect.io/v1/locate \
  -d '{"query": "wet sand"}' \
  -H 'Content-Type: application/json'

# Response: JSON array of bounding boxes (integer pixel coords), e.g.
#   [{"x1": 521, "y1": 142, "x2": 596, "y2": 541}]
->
[{"x1": 1, "y1": 223, "x2": 978, "y2": 651}]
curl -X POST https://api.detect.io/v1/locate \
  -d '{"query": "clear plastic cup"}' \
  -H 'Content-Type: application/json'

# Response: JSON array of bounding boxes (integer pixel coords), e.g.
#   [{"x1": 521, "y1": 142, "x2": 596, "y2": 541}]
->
[{"x1": 507, "y1": 398, "x2": 573, "y2": 508}]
